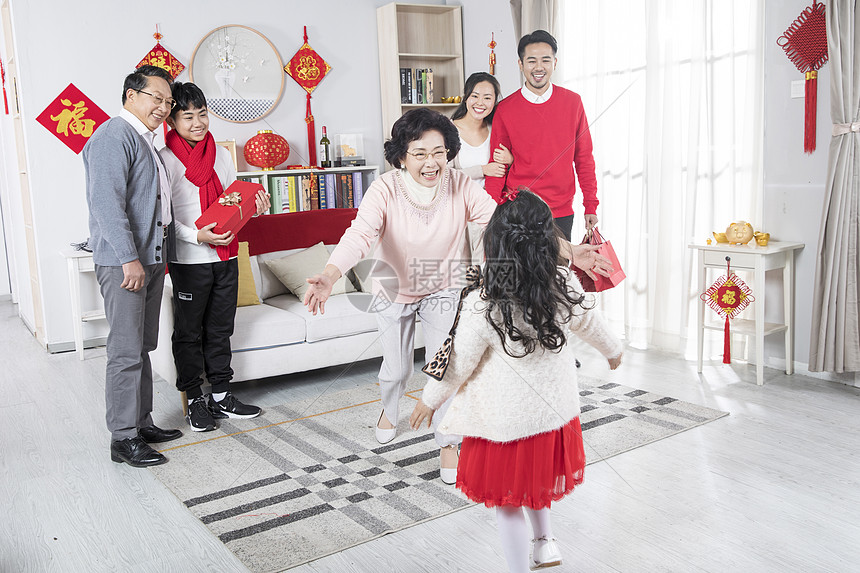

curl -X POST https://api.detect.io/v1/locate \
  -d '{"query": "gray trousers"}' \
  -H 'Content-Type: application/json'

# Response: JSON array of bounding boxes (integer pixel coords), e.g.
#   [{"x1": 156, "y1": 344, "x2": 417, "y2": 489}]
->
[
  {"x1": 96, "y1": 261, "x2": 166, "y2": 441},
  {"x1": 374, "y1": 288, "x2": 461, "y2": 447}
]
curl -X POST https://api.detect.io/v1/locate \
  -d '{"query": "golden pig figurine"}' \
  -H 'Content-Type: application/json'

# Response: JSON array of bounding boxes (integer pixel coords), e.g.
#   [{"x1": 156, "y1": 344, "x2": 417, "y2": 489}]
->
[{"x1": 726, "y1": 221, "x2": 754, "y2": 245}]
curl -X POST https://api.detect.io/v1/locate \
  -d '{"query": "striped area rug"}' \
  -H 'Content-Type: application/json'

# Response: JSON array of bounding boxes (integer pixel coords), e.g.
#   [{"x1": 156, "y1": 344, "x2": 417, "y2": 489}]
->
[{"x1": 149, "y1": 376, "x2": 728, "y2": 572}]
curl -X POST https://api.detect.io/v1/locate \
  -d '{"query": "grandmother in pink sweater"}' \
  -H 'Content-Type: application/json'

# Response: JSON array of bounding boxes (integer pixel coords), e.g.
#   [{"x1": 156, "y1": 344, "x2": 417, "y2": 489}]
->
[{"x1": 304, "y1": 108, "x2": 611, "y2": 485}]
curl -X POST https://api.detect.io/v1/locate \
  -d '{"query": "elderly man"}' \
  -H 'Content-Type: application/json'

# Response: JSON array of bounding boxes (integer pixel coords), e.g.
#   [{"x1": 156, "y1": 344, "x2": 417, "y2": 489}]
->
[{"x1": 83, "y1": 65, "x2": 182, "y2": 467}]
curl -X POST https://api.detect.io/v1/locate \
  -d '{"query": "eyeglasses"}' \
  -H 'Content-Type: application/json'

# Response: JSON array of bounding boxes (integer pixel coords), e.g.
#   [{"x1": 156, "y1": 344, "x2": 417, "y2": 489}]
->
[
  {"x1": 405, "y1": 149, "x2": 448, "y2": 161},
  {"x1": 135, "y1": 89, "x2": 177, "y2": 109}
]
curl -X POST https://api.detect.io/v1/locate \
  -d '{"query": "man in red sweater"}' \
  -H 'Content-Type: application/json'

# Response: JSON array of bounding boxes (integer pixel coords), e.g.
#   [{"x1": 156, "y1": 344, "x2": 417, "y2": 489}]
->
[{"x1": 485, "y1": 30, "x2": 598, "y2": 241}]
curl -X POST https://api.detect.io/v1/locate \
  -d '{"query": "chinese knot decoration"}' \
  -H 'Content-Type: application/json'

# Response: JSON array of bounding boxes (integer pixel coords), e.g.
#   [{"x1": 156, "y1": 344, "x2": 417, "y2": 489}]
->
[
  {"x1": 777, "y1": 1, "x2": 828, "y2": 153},
  {"x1": 284, "y1": 26, "x2": 331, "y2": 166},
  {"x1": 244, "y1": 130, "x2": 290, "y2": 170},
  {"x1": 137, "y1": 27, "x2": 185, "y2": 79},
  {"x1": 700, "y1": 257, "x2": 754, "y2": 364},
  {"x1": 488, "y1": 33, "x2": 497, "y2": 75},
  {"x1": 36, "y1": 84, "x2": 110, "y2": 154}
]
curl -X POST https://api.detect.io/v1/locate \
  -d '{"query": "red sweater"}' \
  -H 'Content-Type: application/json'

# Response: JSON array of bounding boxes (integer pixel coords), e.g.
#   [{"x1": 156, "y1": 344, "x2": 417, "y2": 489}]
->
[{"x1": 485, "y1": 86, "x2": 598, "y2": 218}]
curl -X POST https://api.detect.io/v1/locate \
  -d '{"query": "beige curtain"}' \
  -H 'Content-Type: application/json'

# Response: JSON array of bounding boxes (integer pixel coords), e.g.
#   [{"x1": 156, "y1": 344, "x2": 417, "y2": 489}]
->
[
  {"x1": 809, "y1": 0, "x2": 860, "y2": 372},
  {"x1": 509, "y1": 0, "x2": 560, "y2": 42}
]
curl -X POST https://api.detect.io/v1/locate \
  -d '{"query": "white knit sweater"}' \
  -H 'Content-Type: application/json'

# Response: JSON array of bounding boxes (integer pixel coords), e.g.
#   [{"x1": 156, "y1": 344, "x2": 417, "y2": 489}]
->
[{"x1": 421, "y1": 269, "x2": 623, "y2": 443}]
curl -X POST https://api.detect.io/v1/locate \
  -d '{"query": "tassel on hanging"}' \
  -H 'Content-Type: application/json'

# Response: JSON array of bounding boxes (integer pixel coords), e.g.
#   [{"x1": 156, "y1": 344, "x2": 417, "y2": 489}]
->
[{"x1": 804, "y1": 70, "x2": 818, "y2": 153}]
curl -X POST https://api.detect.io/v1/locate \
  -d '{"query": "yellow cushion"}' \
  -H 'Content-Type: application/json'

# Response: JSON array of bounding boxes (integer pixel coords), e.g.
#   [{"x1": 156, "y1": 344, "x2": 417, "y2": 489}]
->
[
  {"x1": 237, "y1": 241, "x2": 261, "y2": 307},
  {"x1": 263, "y1": 241, "x2": 356, "y2": 300}
]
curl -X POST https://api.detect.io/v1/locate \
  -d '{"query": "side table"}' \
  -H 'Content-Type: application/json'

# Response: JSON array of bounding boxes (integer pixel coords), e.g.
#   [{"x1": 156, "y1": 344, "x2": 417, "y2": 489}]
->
[
  {"x1": 689, "y1": 240, "x2": 804, "y2": 385},
  {"x1": 61, "y1": 249, "x2": 106, "y2": 360}
]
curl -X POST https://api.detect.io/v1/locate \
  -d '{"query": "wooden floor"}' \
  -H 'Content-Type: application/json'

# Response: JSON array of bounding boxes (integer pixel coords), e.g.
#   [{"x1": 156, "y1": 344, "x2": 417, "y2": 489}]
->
[{"x1": 2, "y1": 298, "x2": 859, "y2": 573}]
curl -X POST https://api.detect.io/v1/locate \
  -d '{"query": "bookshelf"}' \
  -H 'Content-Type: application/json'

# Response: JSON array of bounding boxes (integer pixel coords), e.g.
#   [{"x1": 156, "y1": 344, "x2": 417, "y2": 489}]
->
[
  {"x1": 376, "y1": 3, "x2": 464, "y2": 148},
  {"x1": 237, "y1": 165, "x2": 379, "y2": 212}
]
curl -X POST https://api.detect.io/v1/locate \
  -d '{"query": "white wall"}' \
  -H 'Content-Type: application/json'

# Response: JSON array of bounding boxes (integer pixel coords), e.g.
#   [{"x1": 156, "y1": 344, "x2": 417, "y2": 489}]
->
[
  {"x1": 762, "y1": 1, "x2": 830, "y2": 371},
  {"x1": 4, "y1": 0, "x2": 517, "y2": 349}
]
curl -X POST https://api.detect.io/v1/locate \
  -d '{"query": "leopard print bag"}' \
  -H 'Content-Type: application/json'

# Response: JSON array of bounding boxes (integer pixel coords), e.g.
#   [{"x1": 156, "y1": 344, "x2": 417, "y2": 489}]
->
[{"x1": 422, "y1": 265, "x2": 482, "y2": 381}]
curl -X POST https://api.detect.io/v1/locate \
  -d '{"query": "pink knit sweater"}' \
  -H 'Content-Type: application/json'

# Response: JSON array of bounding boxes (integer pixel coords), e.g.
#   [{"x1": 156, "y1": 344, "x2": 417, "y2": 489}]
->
[{"x1": 327, "y1": 168, "x2": 497, "y2": 303}]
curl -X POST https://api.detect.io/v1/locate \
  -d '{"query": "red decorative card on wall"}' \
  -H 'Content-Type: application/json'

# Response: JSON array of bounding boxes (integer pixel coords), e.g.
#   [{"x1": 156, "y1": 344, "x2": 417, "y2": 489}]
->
[
  {"x1": 137, "y1": 42, "x2": 185, "y2": 79},
  {"x1": 36, "y1": 83, "x2": 110, "y2": 154}
]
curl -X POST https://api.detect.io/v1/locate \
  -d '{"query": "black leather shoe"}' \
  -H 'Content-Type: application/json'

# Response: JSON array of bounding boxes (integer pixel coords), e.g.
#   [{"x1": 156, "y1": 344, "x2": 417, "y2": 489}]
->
[
  {"x1": 110, "y1": 437, "x2": 167, "y2": 467},
  {"x1": 139, "y1": 425, "x2": 183, "y2": 443}
]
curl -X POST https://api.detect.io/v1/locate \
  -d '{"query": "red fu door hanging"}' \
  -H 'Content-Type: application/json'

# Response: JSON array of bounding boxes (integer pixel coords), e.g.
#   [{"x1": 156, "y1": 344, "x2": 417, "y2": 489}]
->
[
  {"x1": 777, "y1": 1, "x2": 828, "y2": 153},
  {"x1": 700, "y1": 257, "x2": 754, "y2": 364},
  {"x1": 284, "y1": 26, "x2": 331, "y2": 166}
]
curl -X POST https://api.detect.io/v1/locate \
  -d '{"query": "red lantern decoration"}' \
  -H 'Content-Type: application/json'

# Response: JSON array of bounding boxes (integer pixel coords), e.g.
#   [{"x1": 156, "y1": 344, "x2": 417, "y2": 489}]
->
[{"x1": 243, "y1": 130, "x2": 290, "y2": 170}]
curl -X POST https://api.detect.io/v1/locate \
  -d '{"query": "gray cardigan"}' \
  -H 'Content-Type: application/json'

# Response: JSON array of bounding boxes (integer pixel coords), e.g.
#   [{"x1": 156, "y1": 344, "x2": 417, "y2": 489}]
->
[{"x1": 83, "y1": 117, "x2": 173, "y2": 267}]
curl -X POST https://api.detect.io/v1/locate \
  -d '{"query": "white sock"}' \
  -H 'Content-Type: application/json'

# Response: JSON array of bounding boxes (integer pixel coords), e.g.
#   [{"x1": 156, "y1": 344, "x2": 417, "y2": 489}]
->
[
  {"x1": 212, "y1": 392, "x2": 227, "y2": 402},
  {"x1": 524, "y1": 506, "x2": 554, "y2": 540},
  {"x1": 495, "y1": 506, "x2": 530, "y2": 573}
]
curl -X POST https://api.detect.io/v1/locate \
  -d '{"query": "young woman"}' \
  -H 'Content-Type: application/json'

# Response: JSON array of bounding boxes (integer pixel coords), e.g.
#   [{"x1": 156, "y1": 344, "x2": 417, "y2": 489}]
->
[
  {"x1": 450, "y1": 72, "x2": 513, "y2": 261},
  {"x1": 410, "y1": 189, "x2": 623, "y2": 572}
]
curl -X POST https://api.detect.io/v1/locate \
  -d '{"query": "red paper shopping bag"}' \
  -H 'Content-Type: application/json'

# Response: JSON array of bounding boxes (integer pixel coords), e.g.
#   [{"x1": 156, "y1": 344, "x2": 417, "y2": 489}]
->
[
  {"x1": 195, "y1": 180, "x2": 263, "y2": 235},
  {"x1": 573, "y1": 227, "x2": 626, "y2": 292}
]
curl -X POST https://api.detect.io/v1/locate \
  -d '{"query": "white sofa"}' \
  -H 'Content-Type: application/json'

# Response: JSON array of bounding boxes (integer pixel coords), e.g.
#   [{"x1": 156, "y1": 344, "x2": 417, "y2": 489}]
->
[{"x1": 151, "y1": 210, "x2": 424, "y2": 388}]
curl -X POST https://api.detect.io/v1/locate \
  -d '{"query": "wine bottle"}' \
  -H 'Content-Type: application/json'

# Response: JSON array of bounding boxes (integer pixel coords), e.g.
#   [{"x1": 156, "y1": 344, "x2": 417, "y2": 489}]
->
[{"x1": 319, "y1": 126, "x2": 332, "y2": 168}]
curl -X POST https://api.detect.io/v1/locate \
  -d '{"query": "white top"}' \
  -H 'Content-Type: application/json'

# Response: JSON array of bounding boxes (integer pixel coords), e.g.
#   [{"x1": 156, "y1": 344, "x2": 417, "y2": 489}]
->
[
  {"x1": 455, "y1": 131, "x2": 492, "y2": 188},
  {"x1": 520, "y1": 82, "x2": 554, "y2": 105},
  {"x1": 159, "y1": 145, "x2": 237, "y2": 264},
  {"x1": 119, "y1": 108, "x2": 171, "y2": 226}
]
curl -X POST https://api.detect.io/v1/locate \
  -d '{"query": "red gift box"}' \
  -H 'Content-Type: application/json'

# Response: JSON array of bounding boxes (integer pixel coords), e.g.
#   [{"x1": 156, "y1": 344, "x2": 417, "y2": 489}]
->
[{"x1": 195, "y1": 181, "x2": 263, "y2": 235}]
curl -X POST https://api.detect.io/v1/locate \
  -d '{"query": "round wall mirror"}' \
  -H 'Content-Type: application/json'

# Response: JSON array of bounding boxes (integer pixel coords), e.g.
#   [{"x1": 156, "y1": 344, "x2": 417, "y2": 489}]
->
[{"x1": 189, "y1": 25, "x2": 284, "y2": 123}]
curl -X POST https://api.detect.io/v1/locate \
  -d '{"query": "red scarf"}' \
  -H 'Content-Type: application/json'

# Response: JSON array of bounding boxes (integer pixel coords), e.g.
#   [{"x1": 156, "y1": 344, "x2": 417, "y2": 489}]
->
[{"x1": 165, "y1": 129, "x2": 237, "y2": 260}]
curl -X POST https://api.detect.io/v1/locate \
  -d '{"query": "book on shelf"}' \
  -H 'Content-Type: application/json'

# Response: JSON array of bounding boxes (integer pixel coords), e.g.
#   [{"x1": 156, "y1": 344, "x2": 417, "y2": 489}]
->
[
  {"x1": 425, "y1": 68, "x2": 433, "y2": 104},
  {"x1": 416, "y1": 69, "x2": 424, "y2": 104},
  {"x1": 352, "y1": 171, "x2": 364, "y2": 207},
  {"x1": 336, "y1": 173, "x2": 355, "y2": 208},
  {"x1": 317, "y1": 173, "x2": 327, "y2": 209},
  {"x1": 285, "y1": 175, "x2": 298, "y2": 212},
  {"x1": 400, "y1": 68, "x2": 412, "y2": 104},
  {"x1": 325, "y1": 173, "x2": 336, "y2": 209},
  {"x1": 268, "y1": 176, "x2": 283, "y2": 214},
  {"x1": 309, "y1": 173, "x2": 320, "y2": 209}
]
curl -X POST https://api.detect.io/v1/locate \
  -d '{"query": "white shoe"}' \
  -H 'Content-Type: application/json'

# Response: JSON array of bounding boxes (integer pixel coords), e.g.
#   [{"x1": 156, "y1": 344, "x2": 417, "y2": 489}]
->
[
  {"x1": 375, "y1": 410, "x2": 396, "y2": 444},
  {"x1": 530, "y1": 536, "x2": 562, "y2": 570},
  {"x1": 440, "y1": 445, "x2": 458, "y2": 485}
]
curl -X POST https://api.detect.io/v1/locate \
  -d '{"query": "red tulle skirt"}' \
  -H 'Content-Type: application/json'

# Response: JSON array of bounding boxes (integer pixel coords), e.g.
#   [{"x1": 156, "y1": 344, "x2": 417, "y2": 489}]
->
[{"x1": 456, "y1": 418, "x2": 585, "y2": 510}]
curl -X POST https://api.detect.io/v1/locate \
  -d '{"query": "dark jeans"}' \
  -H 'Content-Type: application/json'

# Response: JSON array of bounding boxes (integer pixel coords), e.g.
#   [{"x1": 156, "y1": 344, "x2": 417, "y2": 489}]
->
[
  {"x1": 170, "y1": 259, "x2": 238, "y2": 399},
  {"x1": 554, "y1": 215, "x2": 574, "y2": 242}
]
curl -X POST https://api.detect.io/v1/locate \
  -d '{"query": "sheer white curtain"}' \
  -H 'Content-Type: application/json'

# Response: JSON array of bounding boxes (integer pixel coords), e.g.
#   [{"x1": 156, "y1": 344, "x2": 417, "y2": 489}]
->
[{"x1": 558, "y1": 0, "x2": 765, "y2": 355}]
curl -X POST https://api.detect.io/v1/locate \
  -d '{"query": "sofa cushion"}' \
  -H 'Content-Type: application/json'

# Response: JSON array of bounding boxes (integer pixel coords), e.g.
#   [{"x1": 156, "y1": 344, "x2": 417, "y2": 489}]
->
[
  {"x1": 263, "y1": 242, "x2": 356, "y2": 300},
  {"x1": 266, "y1": 292, "x2": 378, "y2": 342},
  {"x1": 237, "y1": 242, "x2": 261, "y2": 307},
  {"x1": 232, "y1": 303, "x2": 306, "y2": 351}
]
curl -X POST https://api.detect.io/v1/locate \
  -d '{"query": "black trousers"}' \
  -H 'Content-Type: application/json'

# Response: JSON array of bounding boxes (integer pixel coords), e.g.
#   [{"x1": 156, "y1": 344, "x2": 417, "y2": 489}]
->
[
  {"x1": 170, "y1": 259, "x2": 238, "y2": 399},
  {"x1": 554, "y1": 214, "x2": 574, "y2": 242}
]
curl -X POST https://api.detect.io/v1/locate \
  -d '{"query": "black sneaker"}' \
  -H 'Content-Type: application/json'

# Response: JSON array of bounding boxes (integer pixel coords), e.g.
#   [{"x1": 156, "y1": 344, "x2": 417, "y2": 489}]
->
[
  {"x1": 208, "y1": 392, "x2": 262, "y2": 419},
  {"x1": 187, "y1": 396, "x2": 217, "y2": 432}
]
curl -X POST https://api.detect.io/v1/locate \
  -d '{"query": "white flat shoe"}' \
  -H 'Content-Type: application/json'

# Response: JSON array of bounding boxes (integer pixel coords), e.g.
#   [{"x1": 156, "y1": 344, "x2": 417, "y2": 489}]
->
[
  {"x1": 375, "y1": 410, "x2": 396, "y2": 444},
  {"x1": 440, "y1": 445, "x2": 458, "y2": 485},
  {"x1": 530, "y1": 536, "x2": 562, "y2": 570}
]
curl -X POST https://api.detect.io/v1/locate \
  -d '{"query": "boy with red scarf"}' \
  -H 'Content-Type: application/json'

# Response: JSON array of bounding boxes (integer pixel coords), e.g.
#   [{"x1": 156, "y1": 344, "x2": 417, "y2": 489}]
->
[{"x1": 160, "y1": 82, "x2": 270, "y2": 431}]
